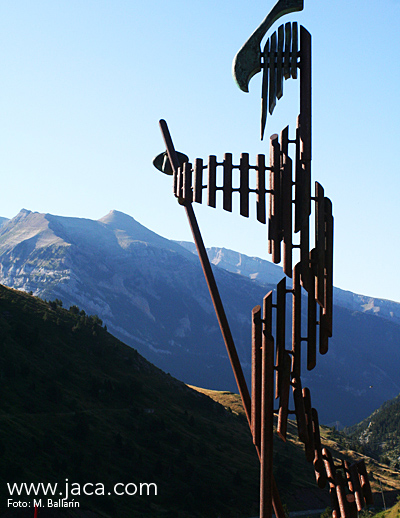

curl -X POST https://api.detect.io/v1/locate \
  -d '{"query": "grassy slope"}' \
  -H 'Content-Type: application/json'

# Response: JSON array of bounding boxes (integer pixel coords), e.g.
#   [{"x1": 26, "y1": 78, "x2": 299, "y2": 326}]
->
[
  {"x1": 191, "y1": 387, "x2": 400, "y2": 509},
  {"x1": 0, "y1": 285, "x2": 261, "y2": 518},
  {"x1": 371, "y1": 501, "x2": 400, "y2": 518},
  {"x1": 344, "y1": 394, "x2": 400, "y2": 469}
]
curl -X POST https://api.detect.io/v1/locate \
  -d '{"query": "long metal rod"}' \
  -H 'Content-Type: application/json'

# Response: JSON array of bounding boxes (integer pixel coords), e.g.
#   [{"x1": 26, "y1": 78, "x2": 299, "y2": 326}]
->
[
  {"x1": 184, "y1": 201, "x2": 252, "y2": 421},
  {"x1": 159, "y1": 119, "x2": 285, "y2": 518},
  {"x1": 159, "y1": 119, "x2": 252, "y2": 423}
]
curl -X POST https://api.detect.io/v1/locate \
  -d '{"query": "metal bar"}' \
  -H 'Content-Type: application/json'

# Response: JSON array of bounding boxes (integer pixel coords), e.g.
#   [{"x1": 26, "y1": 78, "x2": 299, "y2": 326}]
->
[
  {"x1": 177, "y1": 165, "x2": 184, "y2": 201},
  {"x1": 312, "y1": 408, "x2": 326, "y2": 489},
  {"x1": 292, "y1": 262, "x2": 301, "y2": 378},
  {"x1": 357, "y1": 460, "x2": 373, "y2": 506},
  {"x1": 183, "y1": 161, "x2": 193, "y2": 202},
  {"x1": 240, "y1": 153, "x2": 250, "y2": 217},
  {"x1": 300, "y1": 25, "x2": 311, "y2": 162},
  {"x1": 277, "y1": 24, "x2": 284, "y2": 99},
  {"x1": 299, "y1": 164, "x2": 311, "y2": 293},
  {"x1": 261, "y1": 38, "x2": 270, "y2": 140},
  {"x1": 336, "y1": 471, "x2": 351, "y2": 518},
  {"x1": 348, "y1": 462, "x2": 365, "y2": 511},
  {"x1": 302, "y1": 387, "x2": 315, "y2": 463},
  {"x1": 269, "y1": 31, "x2": 277, "y2": 115},
  {"x1": 282, "y1": 155, "x2": 292, "y2": 277},
  {"x1": 277, "y1": 351, "x2": 291, "y2": 441},
  {"x1": 307, "y1": 275, "x2": 317, "y2": 370},
  {"x1": 319, "y1": 305, "x2": 329, "y2": 355},
  {"x1": 324, "y1": 197, "x2": 334, "y2": 334},
  {"x1": 322, "y1": 448, "x2": 340, "y2": 518},
  {"x1": 223, "y1": 153, "x2": 233, "y2": 212},
  {"x1": 260, "y1": 292, "x2": 274, "y2": 518},
  {"x1": 186, "y1": 202, "x2": 253, "y2": 419},
  {"x1": 159, "y1": 119, "x2": 252, "y2": 422},
  {"x1": 284, "y1": 22, "x2": 291, "y2": 79},
  {"x1": 291, "y1": 22, "x2": 298, "y2": 80},
  {"x1": 252, "y1": 305, "x2": 262, "y2": 450},
  {"x1": 315, "y1": 182, "x2": 325, "y2": 306},
  {"x1": 292, "y1": 377, "x2": 308, "y2": 444},
  {"x1": 269, "y1": 134, "x2": 281, "y2": 263},
  {"x1": 193, "y1": 158, "x2": 203, "y2": 203},
  {"x1": 256, "y1": 154, "x2": 267, "y2": 223},
  {"x1": 280, "y1": 125, "x2": 289, "y2": 157},
  {"x1": 294, "y1": 117, "x2": 303, "y2": 233},
  {"x1": 207, "y1": 155, "x2": 217, "y2": 208},
  {"x1": 275, "y1": 277, "x2": 286, "y2": 399},
  {"x1": 342, "y1": 460, "x2": 358, "y2": 518}
]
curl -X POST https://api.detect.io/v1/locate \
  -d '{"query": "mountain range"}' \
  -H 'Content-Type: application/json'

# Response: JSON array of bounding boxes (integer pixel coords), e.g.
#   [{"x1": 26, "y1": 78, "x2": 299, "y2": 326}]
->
[{"x1": 0, "y1": 209, "x2": 399, "y2": 427}]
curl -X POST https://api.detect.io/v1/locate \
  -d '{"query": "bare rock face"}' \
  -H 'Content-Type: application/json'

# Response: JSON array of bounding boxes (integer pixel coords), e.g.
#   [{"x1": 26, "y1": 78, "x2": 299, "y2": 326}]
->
[{"x1": 1, "y1": 208, "x2": 400, "y2": 427}]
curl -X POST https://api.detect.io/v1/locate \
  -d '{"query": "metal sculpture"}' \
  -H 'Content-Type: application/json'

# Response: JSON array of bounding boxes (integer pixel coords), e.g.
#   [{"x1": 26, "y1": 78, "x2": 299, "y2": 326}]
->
[{"x1": 153, "y1": 1, "x2": 372, "y2": 517}]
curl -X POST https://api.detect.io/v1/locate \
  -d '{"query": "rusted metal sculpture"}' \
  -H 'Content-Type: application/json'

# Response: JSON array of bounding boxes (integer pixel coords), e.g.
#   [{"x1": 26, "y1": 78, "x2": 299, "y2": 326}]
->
[{"x1": 153, "y1": 1, "x2": 372, "y2": 517}]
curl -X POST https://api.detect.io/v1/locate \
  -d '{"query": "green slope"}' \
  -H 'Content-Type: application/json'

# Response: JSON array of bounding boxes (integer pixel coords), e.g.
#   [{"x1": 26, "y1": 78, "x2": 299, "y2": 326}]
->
[
  {"x1": 344, "y1": 394, "x2": 400, "y2": 469},
  {"x1": 0, "y1": 285, "x2": 260, "y2": 518},
  {"x1": 192, "y1": 387, "x2": 400, "y2": 510}
]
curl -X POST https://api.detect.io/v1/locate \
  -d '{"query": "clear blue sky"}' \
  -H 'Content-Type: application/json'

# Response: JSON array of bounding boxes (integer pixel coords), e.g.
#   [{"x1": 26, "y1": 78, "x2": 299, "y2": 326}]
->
[{"x1": 0, "y1": 0, "x2": 399, "y2": 302}]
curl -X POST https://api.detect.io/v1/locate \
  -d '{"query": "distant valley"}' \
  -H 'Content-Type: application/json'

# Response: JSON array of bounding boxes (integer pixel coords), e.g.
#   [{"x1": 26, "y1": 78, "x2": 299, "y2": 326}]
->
[{"x1": 0, "y1": 209, "x2": 399, "y2": 427}]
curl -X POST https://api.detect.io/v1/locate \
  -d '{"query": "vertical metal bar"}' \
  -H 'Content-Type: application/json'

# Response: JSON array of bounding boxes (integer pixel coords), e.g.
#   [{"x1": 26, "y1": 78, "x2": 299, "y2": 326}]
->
[
  {"x1": 269, "y1": 31, "x2": 277, "y2": 115},
  {"x1": 292, "y1": 377, "x2": 308, "y2": 444},
  {"x1": 342, "y1": 459, "x2": 357, "y2": 517},
  {"x1": 319, "y1": 305, "x2": 329, "y2": 355},
  {"x1": 324, "y1": 197, "x2": 334, "y2": 335},
  {"x1": 357, "y1": 460, "x2": 373, "y2": 506},
  {"x1": 269, "y1": 134, "x2": 281, "y2": 264},
  {"x1": 315, "y1": 182, "x2": 325, "y2": 307},
  {"x1": 302, "y1": 387, "x2": 315, "y2": 463},
  {"x1": 240, "y1": 153, "x2": 250, "y2": 217},
  {"x1": 256, "y1": 154, "x2": 267, "y2": 224},
  {"x1": 207, "y1": 155, "x2": 217, "y2": 208},
  {"x1": 348, "y1": 462, "x2": 365, "y2": 511},
  {"x1": 292, "y1": 262, "x2": 301, "y2": 378},
  {"x1": 193, "y1": 158, "x2": 203, "y2": 203},
  {"x1": 336, "y1": 471, "x2": 351, "y2": 518},
  {"x1": 277, "y1": 351, "x2": 291, "y2": 441},
  {"x1": 284, "y1": 22, "x2": 292, "y2": 79},
  {"x1": 312, "y1": 408, "x2": 327, "y2": 489},
  {"x1": 223, "y1": 153, "x2": 233, "y2": 212},
  {"x1": 275, "y1": 277, "x2": 286, "y2": 399},
  {"x1": 280, "y1": 125, "x2": 289, "y2": 157},
  {"x1": 177, "y1": 165, "x2": 184, "y2": 200},
  {"x1": 277, "y1": 24, "x2": 284, "y2": 99},
  {"x1": 261, "y1": 38, "x2": 270, "y2": 140},
  {"x1": 322, "y1": 448, "x2": 341, "y2": 518},
  {"x1": 260, "y1": 292, "x2": 274, "y2": 518},
  {"x1": 291, "y1": 22, "x2": 298, "y2": 80},
  {"x1": 307, "y1": 276, "x2": 317, "y2": 370},
  {"x1": 300, "y1": 25, "x2": 311, "y2": 162},
  {"x1": 294, "y1": 118, "x2": 303, "y2": 233},
  {"x1": 282, "y1": 154, "x2": 293, "y2": 277},
  {"x1": 183, "y1": 161, "x2": 193, "y2": 202},
  {"x1": 252, "y1": 305, "x2": 262, "y2": 450}
]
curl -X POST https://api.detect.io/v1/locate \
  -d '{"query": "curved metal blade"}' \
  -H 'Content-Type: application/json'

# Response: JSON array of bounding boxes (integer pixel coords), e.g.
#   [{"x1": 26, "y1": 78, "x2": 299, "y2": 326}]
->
[{"x1": 233, "y1": 0, "x2": 303, "y2": 92}]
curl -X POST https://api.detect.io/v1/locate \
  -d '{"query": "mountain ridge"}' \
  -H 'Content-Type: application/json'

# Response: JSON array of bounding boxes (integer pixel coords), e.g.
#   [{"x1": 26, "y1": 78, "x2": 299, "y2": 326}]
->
[
  {"x1": 178, "y1": 240, "x2": 400, "y2": 325},
  {"x1": 0, "y1": 209, "x2": 399, "y2": 427}
]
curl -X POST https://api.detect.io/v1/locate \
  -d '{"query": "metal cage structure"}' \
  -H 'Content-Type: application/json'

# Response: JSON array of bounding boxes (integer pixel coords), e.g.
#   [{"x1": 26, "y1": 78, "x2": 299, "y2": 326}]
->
[{"x1": 153, "y1": 1, "x2": 372, "y2": 517}]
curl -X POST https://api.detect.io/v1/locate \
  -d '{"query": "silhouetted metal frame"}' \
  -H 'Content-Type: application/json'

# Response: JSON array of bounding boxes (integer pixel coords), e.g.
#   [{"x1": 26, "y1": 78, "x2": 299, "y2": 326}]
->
[{"x1": 159, "y1": 118, "x2": 286, "y2": 518}]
